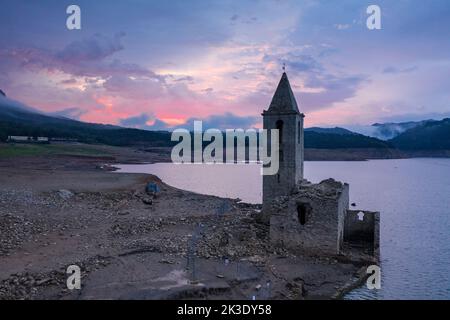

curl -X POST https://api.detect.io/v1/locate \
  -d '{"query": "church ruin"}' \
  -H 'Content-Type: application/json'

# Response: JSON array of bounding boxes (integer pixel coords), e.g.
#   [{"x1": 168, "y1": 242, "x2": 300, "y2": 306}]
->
[{"x1": 262, "y1": 72, "x2": 380, "y2": 260}]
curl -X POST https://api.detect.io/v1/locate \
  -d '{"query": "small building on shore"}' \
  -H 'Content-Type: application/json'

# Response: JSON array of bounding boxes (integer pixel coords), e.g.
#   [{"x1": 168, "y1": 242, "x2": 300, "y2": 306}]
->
[
  {"x1": 50, "y1": 137, "x2": 79, "y2": 143},
  {"x1": 6, "y1": 136, "x2": 79, "y2": 144},
  {"x1": 7, "y1": 136, "x2": 49, "y2": 143}
]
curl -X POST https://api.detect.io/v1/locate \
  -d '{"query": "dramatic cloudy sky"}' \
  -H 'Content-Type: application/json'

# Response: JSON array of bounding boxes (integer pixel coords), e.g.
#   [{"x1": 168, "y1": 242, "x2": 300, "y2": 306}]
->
[{"x1": 1, "y1": 0, "x2": 449, "y2": 130}]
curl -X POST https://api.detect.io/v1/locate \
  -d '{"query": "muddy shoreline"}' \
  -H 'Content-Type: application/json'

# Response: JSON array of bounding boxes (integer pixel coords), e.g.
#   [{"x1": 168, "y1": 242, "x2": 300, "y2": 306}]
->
[{"x1": 0, "y1": 144, "x2": 371, "y2": 300}]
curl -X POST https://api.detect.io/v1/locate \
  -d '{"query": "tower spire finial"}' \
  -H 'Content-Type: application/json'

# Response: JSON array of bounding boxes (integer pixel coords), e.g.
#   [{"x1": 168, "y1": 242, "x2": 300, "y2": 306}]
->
[{"x1": 282, "y1": 62, "x2": 286, "y2": 73}]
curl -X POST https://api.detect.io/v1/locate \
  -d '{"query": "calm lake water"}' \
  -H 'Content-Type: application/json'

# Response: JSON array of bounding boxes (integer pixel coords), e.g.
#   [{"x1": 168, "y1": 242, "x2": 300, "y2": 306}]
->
[{"x1": 116, "y1": 159, "x2": 450, "y2": 300}]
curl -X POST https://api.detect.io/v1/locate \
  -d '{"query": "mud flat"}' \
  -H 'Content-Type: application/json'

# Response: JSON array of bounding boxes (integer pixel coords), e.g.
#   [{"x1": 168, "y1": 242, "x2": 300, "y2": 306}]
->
[{"x1": 0, "y1": 144, "x2": 372, "y2": 300}]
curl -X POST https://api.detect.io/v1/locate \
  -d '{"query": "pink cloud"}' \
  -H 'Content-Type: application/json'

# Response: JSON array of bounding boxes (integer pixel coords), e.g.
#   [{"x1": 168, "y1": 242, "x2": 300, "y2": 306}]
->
[{"x1": 0, "y1": 33, "x2": 374, "y2": 130}]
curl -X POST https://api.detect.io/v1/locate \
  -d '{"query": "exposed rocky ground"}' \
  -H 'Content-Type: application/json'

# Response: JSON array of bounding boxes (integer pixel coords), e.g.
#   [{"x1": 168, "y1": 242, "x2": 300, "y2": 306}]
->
[{"x1": 0, "y1": 144, "x2": 369, "y2": 300}]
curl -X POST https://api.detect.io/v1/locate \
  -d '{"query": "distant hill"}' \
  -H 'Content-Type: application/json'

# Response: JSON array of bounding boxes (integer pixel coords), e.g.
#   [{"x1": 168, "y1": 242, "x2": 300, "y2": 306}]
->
[
  {"x1": 389, "y1": 118, "x2": 450, "y2": 150},
  {"x1": 1, "y1": 95, "x2": 448, "y2": 152},
  {"x1": 305, "y1": 127, "x2": 355, "y2": 135},
  {"x1": 304, "y1": 131, "x2": 390, "y2": 149},
  {"x1": 0, "y1": 95, "x2": 392, "y2": 149},
  {"x1": 0, "y1": 95, "x2": 173, "y2": 147}
]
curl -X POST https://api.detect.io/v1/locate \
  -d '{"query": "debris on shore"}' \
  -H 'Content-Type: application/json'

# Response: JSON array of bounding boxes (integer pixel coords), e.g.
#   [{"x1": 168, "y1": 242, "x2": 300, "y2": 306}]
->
[{"x1": 0, "y1": 154, "x2": 372, "y2": 300}]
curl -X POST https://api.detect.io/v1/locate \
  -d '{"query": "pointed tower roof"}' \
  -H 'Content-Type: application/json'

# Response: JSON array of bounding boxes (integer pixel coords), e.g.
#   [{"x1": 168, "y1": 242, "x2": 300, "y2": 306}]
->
[{"x1": 266, "y1": 72, "x2": 300, "y2": 114}]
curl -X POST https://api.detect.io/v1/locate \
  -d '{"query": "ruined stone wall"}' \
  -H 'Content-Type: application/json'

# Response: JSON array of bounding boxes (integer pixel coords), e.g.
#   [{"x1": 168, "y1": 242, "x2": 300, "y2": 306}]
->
[
  {"x1": 337, "y1": 184, "x2": 349, "y2": 251},
  {"x1": 269, "y1": 181, "x2": 349, "y2": 256},
  {"x1": 344, "y1": 210, "x2": 380, "y2": 259},
  {"x1": 269, "y1": 179, "x2": 349, "y2": 255},
  {"x1": 270, "y1": 197, "x2": 336, "y2": 255}
]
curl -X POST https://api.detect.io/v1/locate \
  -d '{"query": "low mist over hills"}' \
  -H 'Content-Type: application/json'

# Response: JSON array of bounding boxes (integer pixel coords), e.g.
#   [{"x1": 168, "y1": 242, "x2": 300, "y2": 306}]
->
[
  {"x1": 0, "y1": 93, "x2": 449, "y2": 152},
  {"x1": 343, "y1": 118, "x2": 450, "y2": 150},
  {"x1": 344, "y1": 120, "x2": 436, "y2": 140},
  {"x1": 389, "y1": 118, "x2": 450, "y2": 150}
]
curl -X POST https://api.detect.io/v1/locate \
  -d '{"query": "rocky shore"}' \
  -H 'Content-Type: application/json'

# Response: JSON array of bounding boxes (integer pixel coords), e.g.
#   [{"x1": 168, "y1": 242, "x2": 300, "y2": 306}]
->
[{"x1": 0, "y1": 144, "x2": 371, "y2": 300}]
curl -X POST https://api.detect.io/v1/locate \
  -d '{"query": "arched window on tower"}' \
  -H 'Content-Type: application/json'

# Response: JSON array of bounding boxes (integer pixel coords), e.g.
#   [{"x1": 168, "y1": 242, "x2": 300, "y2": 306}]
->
[
  {"x1": 276, "y1": 120, "x2": 284, "y2": 162},
  {"x1": 298, "y1": 121, "x2": 301, "y2": 144},
  {"x1": 276, "y1": 120, "x2": 283, "y2": 144}
]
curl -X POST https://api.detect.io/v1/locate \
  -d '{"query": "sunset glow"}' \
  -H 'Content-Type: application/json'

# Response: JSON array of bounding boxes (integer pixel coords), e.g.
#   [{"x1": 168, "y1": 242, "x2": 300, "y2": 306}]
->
[{"x1": 1, "y1": 0, "x2": 449, "y2": 130}]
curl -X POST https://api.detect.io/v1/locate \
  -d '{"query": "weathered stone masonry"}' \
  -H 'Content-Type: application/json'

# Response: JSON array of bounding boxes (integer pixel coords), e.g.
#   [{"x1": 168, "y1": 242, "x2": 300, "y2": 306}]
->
[
  {"x1": 262, "y1": 72, "x2": 304, "y2": 211},
  {"x1": 269, "y1": 179, "x2": 349, "y2": 256},
  {"x1": 262, "y1": 72, "x2": 379, "y2": 259}
]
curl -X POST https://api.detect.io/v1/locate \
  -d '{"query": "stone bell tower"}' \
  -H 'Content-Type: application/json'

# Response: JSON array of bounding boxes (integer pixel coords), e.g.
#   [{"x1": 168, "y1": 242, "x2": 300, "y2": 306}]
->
[{"x1": 262, "y1": 72, "x2": 304, "y2": 209}]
